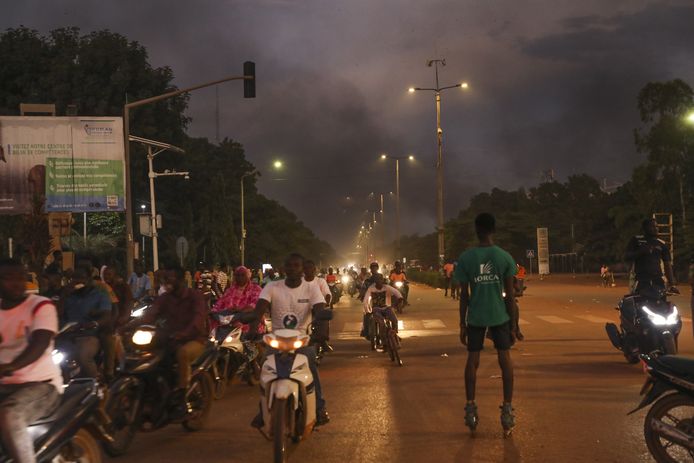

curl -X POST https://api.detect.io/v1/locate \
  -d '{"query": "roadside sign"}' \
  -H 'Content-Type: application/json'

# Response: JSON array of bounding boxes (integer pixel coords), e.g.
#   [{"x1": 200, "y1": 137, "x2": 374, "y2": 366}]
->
[
  {"x1": 537, "y1": 228, "x2": 550, "y2": 275},
  {"x1": 176, "y1": 236, "x2": 189, "y2": 265},
  {"x1": 526, "y1": 249, "x2": 535, "y2": 259}
]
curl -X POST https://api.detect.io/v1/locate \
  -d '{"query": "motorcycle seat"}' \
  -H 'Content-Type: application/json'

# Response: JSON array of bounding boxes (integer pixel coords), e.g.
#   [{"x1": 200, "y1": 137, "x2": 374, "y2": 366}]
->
[
  {"x1": 30, "y1": 379, "x2": 95, "y2": 426},
  {"x1": 655, "y1": 355, "x2": 694, "y2": 381}
]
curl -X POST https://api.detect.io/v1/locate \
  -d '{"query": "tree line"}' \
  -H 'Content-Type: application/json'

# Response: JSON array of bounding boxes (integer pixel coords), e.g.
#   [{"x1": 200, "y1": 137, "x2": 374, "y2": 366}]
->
[
  {"x1": 0, "y1": 27, "x2": 336, "y2": 271},
  {"x1": 398, "y1": 79, "x2": 694, "y2": 278}
]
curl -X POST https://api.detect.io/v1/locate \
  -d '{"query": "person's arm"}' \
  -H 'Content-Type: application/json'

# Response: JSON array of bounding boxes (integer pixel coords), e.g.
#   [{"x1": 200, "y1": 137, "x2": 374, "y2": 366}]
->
[
  {"x1": 253, "y1": 284, "x2": 273, "y2": 321},
  {"x1": 145, "y1": 276, "x2": 154, "y2": 297},
  {"x1": 624, "y1": 236, "x2": 647, "y2": 261},
  {"x1": 88, "y1": 289, "x2": 114, "y2": 331},
  {"x1": 386, "y1": 285, "x2": 403, "y2": 309},
  {"x1": 459, "y1": 282, "x2": 470, "y2": 345}
]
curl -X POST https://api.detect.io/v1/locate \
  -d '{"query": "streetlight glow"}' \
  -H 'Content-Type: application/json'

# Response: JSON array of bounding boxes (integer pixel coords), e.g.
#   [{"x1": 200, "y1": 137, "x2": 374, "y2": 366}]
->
[
  {"x1": 140, "y1": 204, "x2": 146, "y2": 210},
  {"x1": 380, "y1": 154, "x2": 387, "y2": 159},
  {"x1": 408, "y1": 155, "x2": 415, "y2": 161},
  {"x1": 273, "y1": 160, "x2": 283, "y2": 169},
  {"x1": 687, "y1": 111, "x2": 694, "y2": 124},
  {"x1": 408, "y1": 87, "x2": 416, "y2": 93},
  {"x1": 460, "y1": 82, "x2": 469, "y2": 89}
]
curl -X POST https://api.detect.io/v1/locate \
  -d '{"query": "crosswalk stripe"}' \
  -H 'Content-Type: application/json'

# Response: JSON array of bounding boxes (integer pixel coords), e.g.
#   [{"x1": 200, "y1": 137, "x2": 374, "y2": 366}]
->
[
  {"x1": 536, "y1": 315, "x2": 574, "y2": 324},
  {"x1": 422, "y1": 319, "x2": 446, "y2": 329},
  {"x1": 574, "y1": 315, "x2": 613, "y2": 324},
  {"x1": 518, "y1": 318, "x2": 530, "y2": 325}
]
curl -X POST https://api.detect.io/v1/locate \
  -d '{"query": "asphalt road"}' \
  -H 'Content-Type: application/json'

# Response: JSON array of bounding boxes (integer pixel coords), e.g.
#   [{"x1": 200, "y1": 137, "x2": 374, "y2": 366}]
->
[{"x1": 109, "y1": 278, "x2": 694, "y2": 463}]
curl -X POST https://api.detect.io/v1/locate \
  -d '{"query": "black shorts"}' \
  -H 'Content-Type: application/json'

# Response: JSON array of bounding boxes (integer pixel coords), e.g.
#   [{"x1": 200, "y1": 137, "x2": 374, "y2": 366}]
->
[{"x1": 467, "y1": 323, "x2": 512, "y2": 352}]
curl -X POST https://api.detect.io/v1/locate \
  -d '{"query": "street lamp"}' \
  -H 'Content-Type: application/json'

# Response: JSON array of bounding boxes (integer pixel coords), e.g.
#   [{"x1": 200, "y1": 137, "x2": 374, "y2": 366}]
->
[
  {"x1": 687, "y1": 111, "x2": 694, "y2": 124},
  {"x1": 273, "y1": 160, "x2": 283, "y2": 169},
  {"x1": 380, "y1": 154, "x2": 415, "y2": 258},
  {"x1": 129, "y1": 135, "x2": 187, "y2": 271},
  {"x1": 409, "y1": 58, "x2": 469, "y2": 265}
]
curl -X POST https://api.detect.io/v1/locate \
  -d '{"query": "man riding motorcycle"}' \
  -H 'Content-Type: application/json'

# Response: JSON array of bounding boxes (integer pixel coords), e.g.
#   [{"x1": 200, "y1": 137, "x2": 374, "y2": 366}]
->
[
  {"x1": 388, "y1": 261, "x2": 409, "y2": 304},
  {"x1": 359, "y1": 262, "x2": 382, "y2": 301},
  {"x1": 252, "y1": 253, "x2": 331, "y2": 426},
  {"x1": 362, "y1": 274, "x2": 402, "y2": 341},
  {"x1": 126, "y1": 265, "x2": 208, "y2": 394},
  {"x1": 625, "y1": 218, "x2": 677, "y2": 295},
  {"x1": 0, "y1": 258, "x2": 63, "y2": 463}
]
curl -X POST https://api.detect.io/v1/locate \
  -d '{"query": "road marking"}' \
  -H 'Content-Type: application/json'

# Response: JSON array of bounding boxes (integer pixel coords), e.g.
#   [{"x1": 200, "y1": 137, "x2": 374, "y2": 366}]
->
[
  {"x1": 518, "y1": 318, "x2": 530, "y2": 325},
  {"x1": 343, "y1": 322, "x2": 363, "y2": 332},
  {"x1": 574, "y1": 315, "x2": 614, "y2": 324},
  {"x1": 536, "y1": 315, "x2": 574, "y2": 324},
  {"x1": 422, "y1": 319, "x2": 446, "y2": 329},
  {"x1": 683, "y1": 317, "x2": 692, "y2": 323}
]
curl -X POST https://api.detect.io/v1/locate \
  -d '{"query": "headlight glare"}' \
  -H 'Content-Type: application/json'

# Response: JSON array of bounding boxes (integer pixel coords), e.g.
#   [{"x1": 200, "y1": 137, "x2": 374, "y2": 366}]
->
[{"x1": 132, "y1": 329, "x2": 154, "y2": 345}]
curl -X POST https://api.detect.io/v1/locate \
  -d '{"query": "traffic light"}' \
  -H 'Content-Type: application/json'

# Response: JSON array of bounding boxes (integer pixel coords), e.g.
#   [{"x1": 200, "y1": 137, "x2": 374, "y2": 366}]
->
[{"x1": 243, "y1": 61, "x2": 256, "y2": 98}]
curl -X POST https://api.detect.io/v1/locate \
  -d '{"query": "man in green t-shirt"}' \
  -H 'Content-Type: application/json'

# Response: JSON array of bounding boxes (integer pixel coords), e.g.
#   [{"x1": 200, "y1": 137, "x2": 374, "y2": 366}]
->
[{"x1": 455, "y1": 213, "x2": 518, "y2": 436}]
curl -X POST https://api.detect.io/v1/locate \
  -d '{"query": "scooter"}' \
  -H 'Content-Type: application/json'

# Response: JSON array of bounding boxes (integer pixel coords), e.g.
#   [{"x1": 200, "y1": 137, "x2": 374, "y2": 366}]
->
[
  {"x1": 258, "y1": 329, "x2": 316, "y2": 463},
  {"x1": 0, "y1": 379, "x2": 110, "y2": 463},
  {"x1": 630, "y1": 353, "x2": 694, "y2": 462},
  {"x1": 605, "y1": 287, "x2": 681, "y2": 363}
]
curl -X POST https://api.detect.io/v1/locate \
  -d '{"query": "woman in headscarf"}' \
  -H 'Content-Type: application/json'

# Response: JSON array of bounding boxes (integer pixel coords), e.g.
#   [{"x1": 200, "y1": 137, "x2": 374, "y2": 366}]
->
[{"x1": 212, "y1": 265, "x2": 265, "y2": 334}]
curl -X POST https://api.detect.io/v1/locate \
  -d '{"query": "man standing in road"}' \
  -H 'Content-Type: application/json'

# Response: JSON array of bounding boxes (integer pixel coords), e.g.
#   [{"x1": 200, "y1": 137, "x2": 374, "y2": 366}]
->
[
  {"x1": 253, "y1": 253, "x2": 331, "y2": 426},
  {"x1": 456, "y1": 213, "x2": 518, "y2": 436},
  {"x1": 625, "y1": 218, "x2": 677, "y2": 294},
  {"x1": 443, "y1": 261, "x2": 455, "y2": 297}
]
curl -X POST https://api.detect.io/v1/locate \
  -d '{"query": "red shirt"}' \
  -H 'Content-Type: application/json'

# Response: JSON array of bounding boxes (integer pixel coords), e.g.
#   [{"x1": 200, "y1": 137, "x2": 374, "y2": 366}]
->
[{"x1": 142, "y1": 288, "x2": 208, "y2": 343}]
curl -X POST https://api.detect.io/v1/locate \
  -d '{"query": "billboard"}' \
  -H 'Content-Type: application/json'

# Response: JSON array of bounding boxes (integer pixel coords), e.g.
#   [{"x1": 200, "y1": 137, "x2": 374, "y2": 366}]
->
[
  {"x1": 0, "y1": 116, "x2": 125, "y2": 214},
  {"x1": 537, "y1": 227, "x2": 550, "y2": 275}
]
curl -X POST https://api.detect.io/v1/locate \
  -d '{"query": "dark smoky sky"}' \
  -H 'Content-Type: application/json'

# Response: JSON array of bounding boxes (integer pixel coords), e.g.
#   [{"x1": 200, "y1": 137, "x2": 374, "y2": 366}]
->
[{"x1": 4, "y1": 0, "x2": 694, "y2": 256}]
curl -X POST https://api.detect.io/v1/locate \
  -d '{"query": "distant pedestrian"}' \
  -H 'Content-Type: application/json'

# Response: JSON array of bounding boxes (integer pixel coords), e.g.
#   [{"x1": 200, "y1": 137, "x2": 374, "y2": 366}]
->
[
  {"x1": 128, "y1": 261, "x2": 153, "y2": 301},
  {"x1": 456, "y1": 213, "x2": 519, "y2": 436},
  {"x1": 443, "y1": 261, "x2": 454, "y2": 297}
]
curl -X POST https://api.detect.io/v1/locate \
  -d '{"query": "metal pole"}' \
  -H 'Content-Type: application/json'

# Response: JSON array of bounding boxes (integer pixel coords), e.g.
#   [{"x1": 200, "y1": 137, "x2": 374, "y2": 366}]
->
[
  {"x1": 141, "y1": 235, "x2": 145, "y2": 268},
  {"x1": 380, "y1": 193, "x2": 385, "y2": 248},
  {"x1": 83, "y1": 212, "x2": 87, "y2": 246},
  {"x1": 8, "y1": 237, "x2": 12, "y2": 258},
  {"x1": 436, "y1": 90, "x2": 444, "y2": 267},
  {"x1": 124, "y1": 74, "x2": 252, "y2": 276},
  {"x1": 124, "y1": 106, "x2": 134, "y2": 274},
  {"x1": 148, "y1": 146, "x2": 159, "y2": 271},
  {"x1": 240, "y1": 177, "x2": 246, "y2": 267},
  {"x1": 395, "y1": 159, "x2": 401, "y2": 259}
]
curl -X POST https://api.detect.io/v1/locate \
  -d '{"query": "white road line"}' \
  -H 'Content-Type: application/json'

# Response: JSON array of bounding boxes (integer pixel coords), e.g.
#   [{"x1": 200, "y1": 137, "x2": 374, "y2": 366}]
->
[
  {"x1": 343, "y1": 322, "x2": 363, "y2": 332},
  {"x1": 518, "y1": 318, "x2": 530, "y2": 325},
  {"x1": 574, "y1": 315, "x2": 614, "y2": 324},
  {"x1": 683, "y1": 317, "x2": 692, "y2": 323},
  {"x1": 536, "y1": 315, "x2": 574, "y2": 324},
  {"x1": 422, "y1": 319, "x2": 446, "y2": 329}
]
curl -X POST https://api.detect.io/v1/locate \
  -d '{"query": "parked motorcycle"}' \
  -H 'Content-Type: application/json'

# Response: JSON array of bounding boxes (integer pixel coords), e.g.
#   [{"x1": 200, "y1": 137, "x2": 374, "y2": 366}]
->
[
  {"x1": 209, "y1": 310, "x2": 263, "y2": 399},
  {"x1": 0, "y1": 379, "x2": 110, "y2": 463},
  {"x1": 605, "y1": 287, "x2": 681, "y2": 363},
  {"x1": 257, "y1": 329, "x2": 317, "y2": 463},
  {"x1": 630, "y1": 353, "x2": 694, "y2": 462},
  {"x1": 103, "y1": 325, "x2": 216, "y2": 455}
]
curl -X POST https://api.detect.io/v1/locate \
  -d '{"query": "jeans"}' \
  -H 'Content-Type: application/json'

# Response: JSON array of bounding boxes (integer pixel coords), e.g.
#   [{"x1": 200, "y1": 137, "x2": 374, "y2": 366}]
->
[
  {"x1": 0, "y1": 382, "x2": 60, "y2": 463},
  {"x1": 74, "y1": 336, "x2": 100, "y2": 378},
  {"x1": 266, "y1": 345, "x2": 325, "y2": 411},
  {"x1": 176, "y1": 341, "x2": 206, "y2": 389},
  {"x1": 372, "y1": 306, "x2": 398, "y2": 332}
]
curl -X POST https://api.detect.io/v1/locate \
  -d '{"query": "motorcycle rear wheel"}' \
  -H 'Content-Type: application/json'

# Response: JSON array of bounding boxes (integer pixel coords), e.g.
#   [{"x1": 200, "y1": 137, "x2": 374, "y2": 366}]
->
[
  {"x1": 644, "y1": 393, "x2": 694, "y2": 463},
  {"x1": 55, "y1": 428, "x2": 102, "y2": 463},
  {"x1": 182, "y1": 372, "x2": 214, "y2": 432},
  {"x1": 273, "y1": 398, "x2": 290, "y2": 463}
]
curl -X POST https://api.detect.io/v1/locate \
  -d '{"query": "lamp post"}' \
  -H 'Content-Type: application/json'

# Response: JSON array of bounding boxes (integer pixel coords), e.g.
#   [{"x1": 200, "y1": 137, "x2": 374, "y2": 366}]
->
[
  {"x1": 140, "y1": 204, "x2": 146, "y2": 266},
  {"x1": 124, "y1": 65, "x2": 256, "y2": 275},
  {"x1": 380, "y1": 154, "x2": 414, "y2": 259},
  {"x1": 409, "y1": 58, "x2": 469, "y2": 265},
  {"x1": 240, "y1": 161, "x2": 282, "y2": 266},
  {"x1": 129, "y1": 136, "x2": 187, "y2": 271}
]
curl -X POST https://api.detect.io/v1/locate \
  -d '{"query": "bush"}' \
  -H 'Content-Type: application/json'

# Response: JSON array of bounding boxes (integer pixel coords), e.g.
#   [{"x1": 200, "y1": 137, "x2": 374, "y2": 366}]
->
[{"x1": 408, "y1": 269, "x2": 445, "y2": 288}]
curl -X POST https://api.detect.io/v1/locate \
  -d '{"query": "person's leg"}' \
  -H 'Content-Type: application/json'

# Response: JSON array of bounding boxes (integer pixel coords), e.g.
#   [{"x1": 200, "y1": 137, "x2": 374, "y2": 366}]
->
[
  {"x1": 75, "y1": 336, "x2": 101, "y2": 378},
  {"x1": 0, "y1": 383, "x2": 60, "y2": 463},
  {"x1": 100, "y1": 332, "x2": 116, "y2": 380},
  {"x1": 385, "y1": 308, "x2": 399, "y2": 332},
  {"x1": 444, "y1": 277, "x2": 450, "y2": 296},
  {"x1": 465, "y1": 351, "x2": 481, "y2": 401},
  {"x1": 176, "y1": 341, "x2": 206, "y2": 389},
  {"x1": 497, "y1": 350, "x2": 514, "y2": 403}
]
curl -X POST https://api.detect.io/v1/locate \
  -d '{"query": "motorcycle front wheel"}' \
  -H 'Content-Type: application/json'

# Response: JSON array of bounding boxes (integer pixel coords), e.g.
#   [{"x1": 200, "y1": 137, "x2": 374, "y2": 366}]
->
[
  {"x1": 644, "y1": 392, "x2": 694, "y2": 462},
  {"x1": 213, "y1": 354, "x2": 229, "y2": 400},
  {"x1": 103, "y1": 379, "x2": 142, "y2": 456},
  {"x1": 273, "y1": 398, "x2": 291, "y2": 463},
  {"x1": 182, "y1": 372, "x2": 214, "y2": 432},
  {"x1": 54, "y1": 428, "x2": 102, "y2": 463},
  {"x1": 662, "y1": 333, "x2": 678, "y2": 356}
]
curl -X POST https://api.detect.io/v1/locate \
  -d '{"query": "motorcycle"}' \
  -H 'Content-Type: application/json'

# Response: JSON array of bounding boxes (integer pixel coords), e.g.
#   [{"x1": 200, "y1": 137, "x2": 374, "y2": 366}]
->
[
  {"x1": 0, "y1": 379, "x2": 110, "y2": 463},
  {"x1": 130, "y1": 296, "x2": 154, "y2": 319},
  {"x1": 343, "y1": 275, "x2": 357, "y2": 298},
  {"x1": 630, "y1": 353, "x2": 694, "y2": 462},
  {"x1": 327, "y1": 280, "x2": 341, "y2": 307},
  {"x1": 103, "y1": 325, "x2": 217, "y2": 455},
  {"x1": 605, "y1": 287, "x2": 681, "y2": 363},
  {"x1": 391, "y1": 280, "x2": 409, "y2": 313},
  {"x1": 257, "y1": 329, "x2": 316, "y2": 463},
  {"x1": 209, "y1": 310, "x2": 263, "y2": 399}
]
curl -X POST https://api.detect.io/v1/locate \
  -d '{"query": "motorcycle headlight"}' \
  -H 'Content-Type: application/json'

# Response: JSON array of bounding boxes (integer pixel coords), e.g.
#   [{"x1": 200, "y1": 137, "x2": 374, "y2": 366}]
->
[
  {"x1": 395, "y1": 281, "x2": 403, "y2": 288},
  {"x1": 341, "y1": 276, "x2": 350, "y2": 284},
  {"x1": 131, "y1": 306, "x2": 146, "y2": 318},
  {"x1": 642, "y1": 306, "x2": 679, "y2": 326},
  {"x1": 132, "y1": 329, "x2": 154, "y2": 345},
  {"x1": 51, "y1": 349, "x2": 65, "y2": 365}
]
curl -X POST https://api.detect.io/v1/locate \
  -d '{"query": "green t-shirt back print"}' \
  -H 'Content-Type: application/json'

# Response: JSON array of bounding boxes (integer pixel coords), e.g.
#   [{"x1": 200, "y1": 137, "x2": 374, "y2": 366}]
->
[{"x1": 455, "y1": 245, "x2": 517, "y2": 327}]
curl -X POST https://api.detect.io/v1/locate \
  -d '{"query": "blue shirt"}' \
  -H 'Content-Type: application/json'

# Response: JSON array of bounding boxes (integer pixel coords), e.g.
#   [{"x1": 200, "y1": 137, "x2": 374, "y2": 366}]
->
[
  {"x1": 129, "y1": 273, "x2": 152, "y2": 300},
  {"x1": 63, "y1": 286, "x2": 112, "y2": 335}
]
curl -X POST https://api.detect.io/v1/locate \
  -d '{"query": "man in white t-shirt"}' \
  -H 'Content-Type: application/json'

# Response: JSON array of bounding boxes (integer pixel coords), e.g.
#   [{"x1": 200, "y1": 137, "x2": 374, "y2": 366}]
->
[
  {"x1": 363, "y1": 273, "x2": 402, "y2": 335},
  {"x1": 254, "y1": 253, "x2": 331, "y2": 426},
  {"x1": 0, "y1": 258, "x2": 63, "y2": 463},
  {"x1": 303, "y1": 259, "x2": 333, "y2": 352}
]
